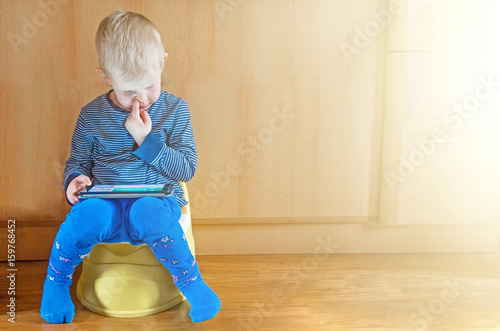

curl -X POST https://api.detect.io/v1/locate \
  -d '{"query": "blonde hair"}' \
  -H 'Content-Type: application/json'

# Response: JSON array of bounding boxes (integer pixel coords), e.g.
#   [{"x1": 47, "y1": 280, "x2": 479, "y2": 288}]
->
[{"x1": 95, "y1": 9, "x2": 165, "y2": 79}]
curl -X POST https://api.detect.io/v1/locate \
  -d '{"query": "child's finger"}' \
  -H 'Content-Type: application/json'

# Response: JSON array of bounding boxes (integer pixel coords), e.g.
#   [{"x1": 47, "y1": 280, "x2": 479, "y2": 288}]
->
[
  {"x1": 75, "y1": 181, "x2": 87, "y2": 192},
  {"x1": 131, "y1": 98, "x2": 140, "y2": 117},
  {"x1": 140, "y1": 110, "x2": 152, "y2": 126}
]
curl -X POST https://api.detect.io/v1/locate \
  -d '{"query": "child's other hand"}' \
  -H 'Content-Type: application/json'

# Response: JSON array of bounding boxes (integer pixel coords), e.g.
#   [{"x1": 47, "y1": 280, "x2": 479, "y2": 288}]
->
[
  {"x1": 125, "y1": 98, "x2": 152, "y2": 146},
  {"x1": 67, "y1": 175, "x2": 92, "y2": 205}
]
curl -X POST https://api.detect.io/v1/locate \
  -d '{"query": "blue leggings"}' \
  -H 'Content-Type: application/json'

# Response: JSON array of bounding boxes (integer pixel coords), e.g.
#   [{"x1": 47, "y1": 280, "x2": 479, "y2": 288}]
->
[
  {"x1": 62, "y1": 196, "x2": 182, "y2": 246},
  {"x1": 42, "y1": 196, "x2": 220, "y2": 323}
]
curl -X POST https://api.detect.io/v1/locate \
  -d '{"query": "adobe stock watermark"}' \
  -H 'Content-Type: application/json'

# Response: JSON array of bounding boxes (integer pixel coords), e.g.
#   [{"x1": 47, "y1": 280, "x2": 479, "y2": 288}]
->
[
  {"x1": 340, "y1": 0, "x2": 403, "y2": 63},
  {"x1": 216, "y1": 0, "x2": 244, "y2": 21},
  {"x1": 408, "y1": 278, "x2": 466, "y2": 331},
  {"x1": 8, "y1": 0, "x2": 70, "y2": 53},
  {"x1": 96, "y1": 269, "x2": 130, "y2": 306},
  {"x1": 190, "y1": 107, "x2": 296, "y2": 215},
  {"x1": 384, "y1": 74, "x2": 500, "y2": 190},
  {"x1": 237, "y1": 235, "x2": 340, "y2": 331}
]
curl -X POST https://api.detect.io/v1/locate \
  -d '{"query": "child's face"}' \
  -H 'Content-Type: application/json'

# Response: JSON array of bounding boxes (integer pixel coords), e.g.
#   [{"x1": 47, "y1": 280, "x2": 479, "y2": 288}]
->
[{"x1": 107, "y1": 67, "x2": 162, "y2": 112}]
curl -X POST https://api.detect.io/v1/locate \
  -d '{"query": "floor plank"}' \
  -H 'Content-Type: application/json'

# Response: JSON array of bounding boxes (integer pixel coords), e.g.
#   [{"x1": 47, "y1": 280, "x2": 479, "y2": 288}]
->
[{"x1": 2, "y1": 253, "x2": 500, "y2": 330}]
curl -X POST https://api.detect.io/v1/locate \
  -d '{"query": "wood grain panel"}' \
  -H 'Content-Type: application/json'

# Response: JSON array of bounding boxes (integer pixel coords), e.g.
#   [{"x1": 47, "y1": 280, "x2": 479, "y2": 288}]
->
[
  {"x1": 7, "y1": 254, "x2": 500, "y2": 329},
  {"x1": 379, "y1": 0, "x2": 500, "y2": 226},
  {"x1": 8, "y1": 254, "x2": 500, "y2": 329},
  {"x1": 1, "y1": 0, "x2": 386, "y2": 223},
  {"x1": 1, "y1": 220, "x2": 499, "y2": 261},
  {"x1": 386, "y1": 0, "x2": 500, "y2": 51}
]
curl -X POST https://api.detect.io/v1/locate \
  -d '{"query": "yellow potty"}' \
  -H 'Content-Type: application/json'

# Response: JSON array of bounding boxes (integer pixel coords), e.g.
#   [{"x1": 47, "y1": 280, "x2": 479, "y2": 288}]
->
[{"x1": 76, "y1": 182, "x2": 195, "y2": 317}]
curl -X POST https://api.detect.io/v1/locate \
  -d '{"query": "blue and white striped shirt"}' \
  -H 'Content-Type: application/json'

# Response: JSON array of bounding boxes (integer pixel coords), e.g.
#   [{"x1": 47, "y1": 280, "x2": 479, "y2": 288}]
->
[{"x1": 64, "y1": 89, "x2": 197, "y2": 207}]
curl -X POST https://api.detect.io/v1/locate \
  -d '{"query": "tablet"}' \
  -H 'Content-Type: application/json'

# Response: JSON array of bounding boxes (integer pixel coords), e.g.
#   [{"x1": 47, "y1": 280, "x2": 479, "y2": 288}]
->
[{"x1": 78, "y1": 184, "x2": 173, "y2": 199}]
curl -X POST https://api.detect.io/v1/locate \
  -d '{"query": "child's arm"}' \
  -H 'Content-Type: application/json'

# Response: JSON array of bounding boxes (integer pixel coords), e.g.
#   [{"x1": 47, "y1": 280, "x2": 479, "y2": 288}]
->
[
  {"x1": 129, "y1": 99, "x2": 197, "y2": 182},
  {"x1": 64, "y1": 112, "x2": 94, "y2": 205}
]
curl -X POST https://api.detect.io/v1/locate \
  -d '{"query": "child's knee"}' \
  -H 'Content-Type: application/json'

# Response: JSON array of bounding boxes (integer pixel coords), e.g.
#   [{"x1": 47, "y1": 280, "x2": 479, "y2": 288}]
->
[
  {"x1": 128, "y1": 197, "x2": 181, "y2": 239},
  {"x1": 63, "y1": 199, "x2": 118, "y2": 240}
]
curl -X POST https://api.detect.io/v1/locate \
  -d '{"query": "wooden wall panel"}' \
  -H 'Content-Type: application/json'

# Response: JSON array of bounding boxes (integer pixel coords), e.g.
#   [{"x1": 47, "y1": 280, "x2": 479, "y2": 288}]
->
[
  {"x1": 1, "y1": 0, "x2": 385, "y2": 223},
  {"x1": 379, "y1": 0, "x2": 500, "y2": 225},
  {"x1": 1, "y1": 0, "x2": 79, "y2": 221}
]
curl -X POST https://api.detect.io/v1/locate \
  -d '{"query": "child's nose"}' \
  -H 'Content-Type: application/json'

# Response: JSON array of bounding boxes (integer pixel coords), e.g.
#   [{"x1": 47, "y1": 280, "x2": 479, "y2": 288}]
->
[{"x1": 135, "y1": 96, "x2": 146, "y2": 105}]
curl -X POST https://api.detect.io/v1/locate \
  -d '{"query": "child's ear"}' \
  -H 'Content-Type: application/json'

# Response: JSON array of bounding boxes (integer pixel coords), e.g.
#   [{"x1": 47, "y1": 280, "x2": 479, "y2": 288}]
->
[{"x1": 95, "y1": 67, "x2": 111, "y2": 84}]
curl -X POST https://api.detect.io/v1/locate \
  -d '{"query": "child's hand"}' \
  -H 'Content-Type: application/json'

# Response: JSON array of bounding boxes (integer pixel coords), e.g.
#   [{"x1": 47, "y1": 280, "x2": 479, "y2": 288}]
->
[
  {"x1": 66, "y1": 175, "x2": 92, "y2": 205},
  {"x1": 125, "y1": 98, "x2": 152, "y2": 146}
]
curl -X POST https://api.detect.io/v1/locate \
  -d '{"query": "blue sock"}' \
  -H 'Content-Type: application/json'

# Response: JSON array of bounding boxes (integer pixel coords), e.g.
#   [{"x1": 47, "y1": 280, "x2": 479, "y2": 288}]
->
[
  {"x1": 145, "y1": 228, "x2": 221, "y2": 322},
  {"x1": 41, "y1": 230, "x2": 93, "y2": 323}
]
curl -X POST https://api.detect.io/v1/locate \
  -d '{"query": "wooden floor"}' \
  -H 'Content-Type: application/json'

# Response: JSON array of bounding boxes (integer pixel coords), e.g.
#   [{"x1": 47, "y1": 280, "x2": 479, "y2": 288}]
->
[{"x1": 3, "y1": 253, "x2": 500, "y2": 330}]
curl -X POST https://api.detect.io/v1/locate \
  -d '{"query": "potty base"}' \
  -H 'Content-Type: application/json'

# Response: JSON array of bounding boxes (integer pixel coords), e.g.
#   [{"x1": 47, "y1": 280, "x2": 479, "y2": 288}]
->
[{"x1": 75, "y1": 243, "x2": 189, "y2": 317}]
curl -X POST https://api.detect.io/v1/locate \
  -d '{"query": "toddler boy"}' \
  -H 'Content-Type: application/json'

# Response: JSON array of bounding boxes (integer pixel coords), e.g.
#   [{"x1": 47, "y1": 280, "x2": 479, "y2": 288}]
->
[{"x1": 40, "y1": 9, "x2": 220, "y2": 324}]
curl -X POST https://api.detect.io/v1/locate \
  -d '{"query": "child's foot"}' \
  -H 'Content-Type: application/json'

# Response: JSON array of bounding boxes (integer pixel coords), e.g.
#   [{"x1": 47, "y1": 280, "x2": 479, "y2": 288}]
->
[
  {"x1": 40, "y1": 277, "x2": 75, "y2": 323},
  {"x1": 183, "y1": 279, "x2": 221, "y2": 322}
]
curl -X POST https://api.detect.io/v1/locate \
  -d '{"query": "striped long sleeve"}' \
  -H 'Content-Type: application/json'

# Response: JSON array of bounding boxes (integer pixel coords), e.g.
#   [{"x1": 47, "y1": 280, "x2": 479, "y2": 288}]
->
[
  {"x1": 131, "y1": 99, "x2": 197, "y2": 182},
  {"x1": 63, "y1": 90, "x2": 197, "y2": 207},
  {"x1": 63, "y1": 112, "x2": 94, "y2": 202}
]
